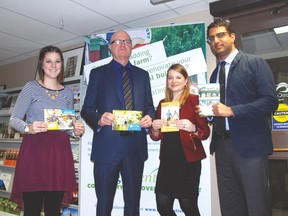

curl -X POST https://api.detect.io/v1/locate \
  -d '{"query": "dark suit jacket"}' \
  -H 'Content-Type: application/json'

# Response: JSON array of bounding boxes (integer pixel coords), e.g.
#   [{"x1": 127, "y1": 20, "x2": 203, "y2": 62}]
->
[
  {"x1": 150, "y1": 95, "x2": 210, "y2": 162},
  {"x1": 210, "y1": 51, "x2": 279, "y2": 157},
  {"x1": 81, "y1": 61, "x2": 155, "y2": 163}
]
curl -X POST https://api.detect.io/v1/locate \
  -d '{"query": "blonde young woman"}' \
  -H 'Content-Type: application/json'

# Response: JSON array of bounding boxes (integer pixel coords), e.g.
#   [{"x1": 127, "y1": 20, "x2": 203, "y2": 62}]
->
[{"x1": 150, "y1": 64, "x2": 210, "y2": 216}]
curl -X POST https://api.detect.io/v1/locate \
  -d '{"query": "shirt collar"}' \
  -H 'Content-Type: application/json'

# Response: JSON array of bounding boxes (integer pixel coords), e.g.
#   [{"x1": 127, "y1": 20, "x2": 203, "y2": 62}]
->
[
  {"x1": 112, "y1": 59, "x2": 132, "y2": 71},
  {"x1": 220, "y1": 49, "x2": 239, "y2": 65}
]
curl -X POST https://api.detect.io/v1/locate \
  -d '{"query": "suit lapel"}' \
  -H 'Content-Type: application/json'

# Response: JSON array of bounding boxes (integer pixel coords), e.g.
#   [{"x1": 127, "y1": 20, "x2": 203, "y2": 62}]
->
[
  {"x1": 105, "y1": 63, "x2": 123, "y2": 103},
  {"x1": 131, "y1": 66, "x2": 139, "y2": 108},
  {"x1": 210, "y1": 66, "x2": 218, "y2": 83}
]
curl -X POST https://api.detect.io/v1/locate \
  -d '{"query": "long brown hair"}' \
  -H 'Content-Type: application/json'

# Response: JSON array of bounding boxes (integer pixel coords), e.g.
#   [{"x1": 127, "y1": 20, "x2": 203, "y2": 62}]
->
[
  {"x1": 165, "y1": 64, "x2": 190, "y2": 107},
  {"x1": 36, "y1": 46, "x2": 65, "y2": 83}
]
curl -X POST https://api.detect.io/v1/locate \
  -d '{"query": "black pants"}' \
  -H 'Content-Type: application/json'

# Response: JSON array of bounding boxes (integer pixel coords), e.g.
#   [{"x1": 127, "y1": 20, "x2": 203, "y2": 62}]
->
[
  {"x1": 156, "y1": 193, "x2": 200, "y2": 216},
  {"x1": 22, "y1": 191, "x2": 64, "y2": 216},
  {"x1": 215, "y1": 136, "x2": 272, "y2": 216}
]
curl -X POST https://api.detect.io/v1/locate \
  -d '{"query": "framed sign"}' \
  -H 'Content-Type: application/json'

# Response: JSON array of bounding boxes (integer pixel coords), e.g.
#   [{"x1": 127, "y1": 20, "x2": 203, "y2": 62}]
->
[{"x1": 63, "y1": 46, "x2": 84, "y2": 81}]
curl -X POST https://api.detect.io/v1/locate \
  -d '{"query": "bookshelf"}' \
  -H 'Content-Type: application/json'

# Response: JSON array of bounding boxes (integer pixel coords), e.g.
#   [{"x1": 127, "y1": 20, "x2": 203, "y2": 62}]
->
[{"x1": 0, "y1": 87, "x2": 22, "y2": 215}]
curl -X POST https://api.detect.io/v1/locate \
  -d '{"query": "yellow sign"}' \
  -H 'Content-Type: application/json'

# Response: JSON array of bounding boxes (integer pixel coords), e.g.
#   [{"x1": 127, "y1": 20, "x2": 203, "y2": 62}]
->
[{"x1": 272, "y1": 103, "x2": 288, "y2": 123}]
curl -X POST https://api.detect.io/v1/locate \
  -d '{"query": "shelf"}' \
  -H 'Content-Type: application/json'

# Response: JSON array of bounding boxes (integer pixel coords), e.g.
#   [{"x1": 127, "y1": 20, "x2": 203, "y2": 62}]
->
[
  {"x1": 0, "y1": 87, "x2": 22, "y2": 95},
  {"x1": 0, "y1": 138, "x2": 79, "y2": 144},
  {"x1": 0, "y1": 189, "x2": 10, "y2": 194},
  {"x1": 0, "y1": 139, "x2": 22, "y2": 144},
  {"x1": 0, "y1": 210, "x2": 20, "y2": 216},
  {"x1": 0, "y1": 109, "x2": 11, "y2": 117},
  {"x1": 0, "y1": 165, "x2": 15, "y2": 169}
]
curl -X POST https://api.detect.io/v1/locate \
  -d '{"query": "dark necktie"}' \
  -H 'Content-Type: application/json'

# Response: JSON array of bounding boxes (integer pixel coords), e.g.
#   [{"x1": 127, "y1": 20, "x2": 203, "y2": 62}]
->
[
  {"x1": 215, "y1": 61, "x2": 226, "y2": 136},
  {"x1": 122, "y1": 66, "x2": 133, "y2": 110}
]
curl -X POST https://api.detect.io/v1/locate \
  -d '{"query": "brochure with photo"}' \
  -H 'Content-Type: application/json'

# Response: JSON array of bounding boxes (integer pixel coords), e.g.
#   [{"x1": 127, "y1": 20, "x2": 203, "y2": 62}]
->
[
  {"x1": 198, "y1": 83, "x2": 220, "y2": 117},
  {"x1": 44, "y1": 109, "x2": 77, "y2": 130},
  {"x1": 161, "y1": 101, "x2": 179, "y2": 132},
  {"x1": 112, "y1": 110, "x2": 142, "y2": 131},
  {"x1": 0, "y1": 173, "x2": 13, "y2": 192},
  {"x1": 61, "y1": 205, "x2": 78, "y2": 216},
  {"x1": 66, "y1": 83, "x2": 81, "y2": 111}
]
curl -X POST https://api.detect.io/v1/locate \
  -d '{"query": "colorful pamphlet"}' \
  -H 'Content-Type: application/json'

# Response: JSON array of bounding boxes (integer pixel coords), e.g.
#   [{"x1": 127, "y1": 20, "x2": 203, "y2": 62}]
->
[
  {"x1": 61, "y1": 205, "x2": 78, "y2": 216},
  {"x1": 66, "y1": 83, "x2": 81, "y2": 110},
  {"x1": 161, "y1": 101, "x2": 179, "y2": 132},
  {"x1": 198, "y1": 83, "x2": 220, "y2": 117},
  {"x1": 0, "y1": 173, "x2": 12, "y2": 191},
  {"x1": 112, "y1": 110, "x2": 142, "y2": 131},
  {"x1": 44, "y1": 109, "x2": 77, "y2": 130}
]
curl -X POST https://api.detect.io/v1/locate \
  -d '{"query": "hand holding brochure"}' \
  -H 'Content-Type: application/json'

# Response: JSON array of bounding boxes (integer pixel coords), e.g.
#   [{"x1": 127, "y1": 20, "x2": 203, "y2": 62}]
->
[
  {"x1": 112, "y1": 110, "x2": 142, "y2": 131},
  {"x1": 198, "y1": 83, "x2": 220, "y2": 117},
  {"x1": 44, "y1": 109, "x2": 77, "y2": 130},
  {"x1": 161, "y1": 101, "x2": 179, "y2": 132}
]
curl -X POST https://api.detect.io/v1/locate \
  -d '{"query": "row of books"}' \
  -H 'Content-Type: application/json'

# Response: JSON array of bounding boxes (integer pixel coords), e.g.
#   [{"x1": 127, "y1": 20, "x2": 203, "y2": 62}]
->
[
  {"x1": 0, "y1": 123, "x2": 22, "y2": 139},
  {"x1": 0, "y1": 149, "x2": 19, "y2": 167}
]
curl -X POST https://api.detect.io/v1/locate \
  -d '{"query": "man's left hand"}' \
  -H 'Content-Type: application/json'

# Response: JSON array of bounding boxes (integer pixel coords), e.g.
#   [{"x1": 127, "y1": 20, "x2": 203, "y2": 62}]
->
[{"x1": 140, "y1": 115, "x2": 152, "y2": 128}]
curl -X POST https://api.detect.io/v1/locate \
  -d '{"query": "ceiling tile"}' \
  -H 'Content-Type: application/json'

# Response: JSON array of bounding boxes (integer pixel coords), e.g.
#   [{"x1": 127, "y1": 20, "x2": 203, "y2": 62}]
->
[
  {"x1": 0, "y1": 0, "x2": 221, "y2": 67},
  {"x1": 0, "y1": 32, "x2": 43, "y2": 54},
  {"x1": 72, "y1": 0, "x2": 171, "y2": 23}
]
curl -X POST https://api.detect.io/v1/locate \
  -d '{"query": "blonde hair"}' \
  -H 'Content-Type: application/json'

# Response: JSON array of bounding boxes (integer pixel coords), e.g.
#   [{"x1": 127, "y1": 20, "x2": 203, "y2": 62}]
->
[{"x1": 164, "y1": 64, "x2": 190, "y2": 107}]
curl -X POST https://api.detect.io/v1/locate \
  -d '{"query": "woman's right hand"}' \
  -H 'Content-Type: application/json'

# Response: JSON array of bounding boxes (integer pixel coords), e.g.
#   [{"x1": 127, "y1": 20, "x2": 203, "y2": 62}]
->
[
  {"x1": 28, "y1": 121, "x2": 48, "y2": 134},
  {"x1": 195, "y1": 105, "x2": 202, "y2": 114},
  {"x1": 152, "y1": 119, "x2": 163, "y2": 130}
]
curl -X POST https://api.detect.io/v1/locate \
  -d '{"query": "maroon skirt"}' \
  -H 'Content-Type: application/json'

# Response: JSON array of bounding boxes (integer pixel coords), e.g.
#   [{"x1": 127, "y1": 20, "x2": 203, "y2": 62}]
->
[{"x1": 10, "y1": 131, "x2": 77, "y2": 210}]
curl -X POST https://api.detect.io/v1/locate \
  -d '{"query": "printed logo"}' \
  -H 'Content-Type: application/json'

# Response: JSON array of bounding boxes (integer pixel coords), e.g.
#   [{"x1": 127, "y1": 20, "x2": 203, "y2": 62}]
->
[{"x1": 276, "y1": 82, "x2": 288, "y2": 99}]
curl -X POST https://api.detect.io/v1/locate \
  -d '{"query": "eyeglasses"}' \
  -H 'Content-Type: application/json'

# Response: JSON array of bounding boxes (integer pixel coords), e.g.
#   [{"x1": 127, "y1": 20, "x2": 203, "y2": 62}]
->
[
  {"x1": 206, "y1": 32, "x2": 228, "y2": 43},
  {"x1": 110, "y1": 39, "x2": 132, "y2": 45}
]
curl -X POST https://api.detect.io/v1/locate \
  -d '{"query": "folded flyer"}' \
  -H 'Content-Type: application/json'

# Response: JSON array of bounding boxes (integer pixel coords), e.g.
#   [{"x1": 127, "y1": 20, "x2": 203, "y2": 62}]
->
[
  {"x1": 112, "y1": 110, "x2": 142, "y2": 131},
  {"x1": 44, "y1": 109, "x2": 77, "y2": 130},
  {"x1": 161, "y1": 101, "x2": 179, "y2": 132},
  {"x1": 198, "y1": 83, "x2": 220, "y2": 117}
]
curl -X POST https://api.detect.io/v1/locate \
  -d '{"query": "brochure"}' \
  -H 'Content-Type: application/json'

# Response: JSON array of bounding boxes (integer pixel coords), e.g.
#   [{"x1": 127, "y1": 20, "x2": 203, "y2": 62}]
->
[
  {"x1": 44, "y1": 109, "x2": 77, "y2": 130},
  {"x1": 161, "y1": 101, "x2": 179, "y2": 132},
  {"x1": 0, "y1": 173, "x2": 12, "y2": 191},
  {"x1": 66, "y1": 83, "x2": 81, "y2": 111},
  {"x1": 198, "y1": 83, "x2": 220, "y2": 117},
  {"x1": 112, "y1": 110, "x2": 142, "y2": 131},
  {"x1": 61, "y1": 205, "x2": 78, "y2": 216}
]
